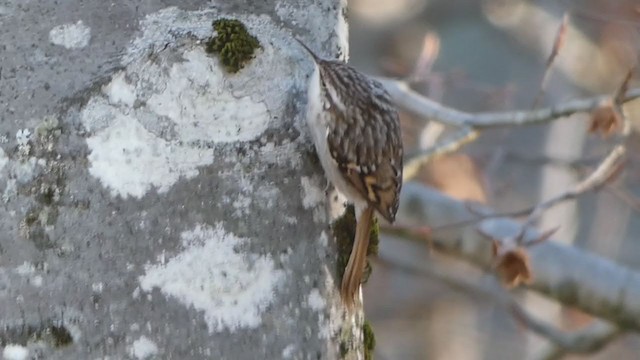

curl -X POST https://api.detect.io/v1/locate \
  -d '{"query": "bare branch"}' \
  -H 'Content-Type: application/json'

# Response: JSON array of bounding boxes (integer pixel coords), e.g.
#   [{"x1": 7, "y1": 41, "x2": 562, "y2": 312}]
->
[
  {"x1": 514, "y1": 145, "x2": 625, "y2": 245},
  {"x1": 403, "y1": 127, "x2": 478, "y2": 180},
  {"x1": 506, "y1": 69, "x2": 631, "y2": 244},
  {"x1": 379, "y1": 77, "x2": 640, "y2": 129},
  {"x1": 532, "y1": 321, "x2": 621, "y2": 360},
  {"x1": 374, "y1": 254, "x2": 621, "y2": 358},
  {"x1": 379, "y1": 78, "x2": 469, "y2": 127},
  {"x1": 401, "y1": 143, "x2": 625, "y2": 244},
  {"x1": 506, "y1": 68, "x2": 630, "y2": 241},
  {"x1": 394, "y1": 182, "x2": 640, "y2": 331}
]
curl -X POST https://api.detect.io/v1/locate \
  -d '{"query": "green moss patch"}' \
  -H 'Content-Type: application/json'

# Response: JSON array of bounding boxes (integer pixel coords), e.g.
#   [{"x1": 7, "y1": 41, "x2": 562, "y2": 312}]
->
[
  {"x1": 205, "y1": 18, "x2": 261, "y2": 73},
  {"x1": 331, "y1": 205, "x2": 379, "y2": 284},
  {"x1": 363, "y1": 321, "x2": 376, "y2": 360}
]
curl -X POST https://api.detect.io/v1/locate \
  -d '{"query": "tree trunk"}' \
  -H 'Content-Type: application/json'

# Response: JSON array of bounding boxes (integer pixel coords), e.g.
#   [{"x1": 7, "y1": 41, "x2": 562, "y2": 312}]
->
[{"x1": 0, "y1": 1, "x2": 363, "y2": 359}]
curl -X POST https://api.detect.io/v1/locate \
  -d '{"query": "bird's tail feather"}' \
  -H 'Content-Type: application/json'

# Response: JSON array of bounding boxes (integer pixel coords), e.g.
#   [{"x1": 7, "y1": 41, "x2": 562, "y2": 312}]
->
[{"x1": 341, "y1": 205, "x2": 374, "y2": 307}]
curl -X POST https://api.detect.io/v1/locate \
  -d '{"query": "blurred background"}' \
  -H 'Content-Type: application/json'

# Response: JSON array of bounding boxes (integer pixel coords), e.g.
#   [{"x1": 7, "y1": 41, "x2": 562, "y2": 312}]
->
[{"x1": 350, "y1": 0, "x2": 640, "y2": 359}]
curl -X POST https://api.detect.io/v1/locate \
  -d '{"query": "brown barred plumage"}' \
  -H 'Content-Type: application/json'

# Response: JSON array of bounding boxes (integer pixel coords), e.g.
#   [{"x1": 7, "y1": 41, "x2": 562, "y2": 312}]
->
[{"x1": 296, "y1": 39, "x2": 403, "y2": 306}]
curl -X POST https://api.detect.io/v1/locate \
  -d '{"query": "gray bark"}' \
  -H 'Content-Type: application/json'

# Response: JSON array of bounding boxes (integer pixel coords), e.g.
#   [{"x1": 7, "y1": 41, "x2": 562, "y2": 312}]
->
[{"x1": 0, "y1": 1, "x2": 359, "y2": 359}]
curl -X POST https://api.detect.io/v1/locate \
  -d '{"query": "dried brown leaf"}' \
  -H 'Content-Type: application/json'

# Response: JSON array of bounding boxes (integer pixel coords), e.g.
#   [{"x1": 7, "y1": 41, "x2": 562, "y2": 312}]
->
[
  {"x1": 588, "y1": 101, "x2": 622, "y2": 137},
  {"x1": 495, "y1": 247, "x2": 533, "y2": 288}
]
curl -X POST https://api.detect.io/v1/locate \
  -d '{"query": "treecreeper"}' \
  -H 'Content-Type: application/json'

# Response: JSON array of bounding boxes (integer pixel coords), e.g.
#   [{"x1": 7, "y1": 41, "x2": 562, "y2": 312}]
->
[{"x1": 296, "y1": 39, "x2": 403, "y2": 306}]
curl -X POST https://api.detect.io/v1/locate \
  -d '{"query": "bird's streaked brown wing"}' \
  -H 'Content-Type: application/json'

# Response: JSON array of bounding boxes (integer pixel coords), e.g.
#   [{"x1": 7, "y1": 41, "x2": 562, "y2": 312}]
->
[{"x1": 326, "y1": 91, "x2": 403, "y2": 222}]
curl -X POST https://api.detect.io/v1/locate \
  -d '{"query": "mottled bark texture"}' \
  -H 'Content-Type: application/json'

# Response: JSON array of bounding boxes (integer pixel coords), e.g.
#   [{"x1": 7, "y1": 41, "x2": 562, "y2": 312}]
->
[{"x1": 0, "y1": 1, "x2": 364, "y2": 359}]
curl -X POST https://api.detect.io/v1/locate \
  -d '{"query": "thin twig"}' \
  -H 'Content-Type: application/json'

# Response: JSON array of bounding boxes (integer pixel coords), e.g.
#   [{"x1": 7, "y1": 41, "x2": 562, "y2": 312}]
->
[
  {"x1": 606, "y1": 185, "x2": 640, "y2": 213},
  {"x1": 503, "y1": 152, "x2": 598, "y2": 170},
  {"x1": 395, "y1": 143, "x2": 624, "y2": 240},
  {"x1": 381, "y1": 203, "x2": 532, "y2": 237},
  {"x1": 395, "y1": 181, "x2": 640, "y2": 330},
  {"x1": 510, "y1": 68, "x2": 634, "y2": 244},
  {"x1": 403, "y1": 127, "x2": 478, "y2": 180},
  {"x1": 532, "y1": 13, "x2": 569, "y2": 108},
  {"x1": 383, "y1": 76, "x2": 639, "y2": 179},
  {"x1": 513, "y1": 145, "x2": 625, "y2": 245},
  {"x1": 379, "y1": 78, "x2": 640, "y2": 129}
]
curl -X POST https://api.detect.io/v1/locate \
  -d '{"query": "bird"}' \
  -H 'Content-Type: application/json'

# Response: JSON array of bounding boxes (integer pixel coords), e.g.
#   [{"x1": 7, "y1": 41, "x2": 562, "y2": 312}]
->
[{"x1": 295, "y1": 38, "x2": 403, "y2": 306}]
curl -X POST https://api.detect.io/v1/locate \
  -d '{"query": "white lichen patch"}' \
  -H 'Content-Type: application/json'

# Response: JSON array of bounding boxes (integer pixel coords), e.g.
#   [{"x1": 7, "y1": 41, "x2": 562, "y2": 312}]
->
[
  {"x1": 2, "y1": 179, "x2": 16, "y2": 203},
  {"x1": 15, "y1": 129, "x2": 30, "y2": 146},
  {"x1": 283, "y1": 215, "x2": 297, "y2": 225},
  {"x1": 11, "y1": 157, "x2": 38, "y2": 184},
  {"x1": 127, "y1": 6, "x2": 304, "y2": 133},
  {"x1": 49, "y1": 20, "x2": 91, "y2": 49},
  {"x1": 129, "y1": 336, "x2": 159, "y2": 360},
  {"x1": 318, "y1": 266, "x2": 344, "y2": 340},
  {"x1": 282, "y1": 344, "x2": 296, "y2": 358},
  {"x1": 86, "y1": 114, "x2": 213, "y2": 198},
  {"x1": 301, "y1": 176, "x2": 326, "y2": 222},
  {"x1": 318, "y1": 231, "x2": 329, "y2": 247},
  {"x1": 232, "y1": 194, "x2": 252, "y2": 217},
  {"x1": 147, "y1": 49, "x2": 270, "y2": 143},
  {"x1": 15, "y1": 128, "x2": 31, "y2": 158},
  {"x1": 139, "y1": 224, "x2": 285, "y2": 332},
  {"x1": 0, "y1": 147, "x2": 8, "y2": 172},
  {"x1": 103, "y1": 72, "x2": 136, "y2": 107},
  {"x1": 81, "y1": 5, "x2": 311, "y2": 198},
  {"x1": 2, "y1": 344, "x2": 29, "y2": 360},
  {"x1": 14, "y1": 262, "x2": 35, "y2": 275},
  {"x1": 13, "y1": 262, "x2": 45, "y2": 287},
  {"x1": 300, "y1": 176, "x2": 324, "y2": 209},
  {"x1": 92, "y1": 282, "x2": 104, "y2": 294},
  {"x1": 306, "y1": 288, "x2": 326, "y2": 311}
]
